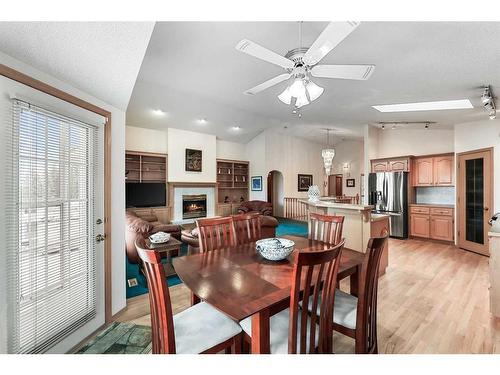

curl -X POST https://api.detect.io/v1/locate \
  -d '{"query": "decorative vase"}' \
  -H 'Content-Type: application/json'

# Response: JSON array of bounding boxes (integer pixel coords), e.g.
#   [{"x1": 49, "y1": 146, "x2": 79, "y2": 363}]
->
[{"x1": 307, "y1": 185, "x2": 321, "y2": 202}]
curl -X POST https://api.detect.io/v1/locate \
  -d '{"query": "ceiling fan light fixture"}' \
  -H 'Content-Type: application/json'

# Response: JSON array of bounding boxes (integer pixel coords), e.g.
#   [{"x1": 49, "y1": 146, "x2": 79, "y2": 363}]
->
[
  {"x1": 295, "y1": 93, "x2": 310, "y2": 108},
  {"x1": 306, "y1": 81, "x2": 324, "y2": 102},
  {"x1": 278, "y1": 87, "x2": 292, "y2": 105},
  {"x1": 288, "y1": 78, "x2": 306, "y2": 98}
]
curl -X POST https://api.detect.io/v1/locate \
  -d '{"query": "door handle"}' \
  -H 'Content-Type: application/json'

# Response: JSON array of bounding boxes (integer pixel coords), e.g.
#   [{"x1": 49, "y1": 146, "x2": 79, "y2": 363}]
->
[{"x1": 96, "y1": 234, "x2": 106, "y2": 243}]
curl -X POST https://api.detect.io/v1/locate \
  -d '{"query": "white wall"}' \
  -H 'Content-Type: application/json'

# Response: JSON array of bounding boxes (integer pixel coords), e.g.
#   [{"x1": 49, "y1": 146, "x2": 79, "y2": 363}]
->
[
  {"x1": 246, "y1": 132, "x2": 267, "y2": 201},
  {"x1": 265, "y1": 128, "x2": 325, "y2": 199},
  {"x1": 125, "y1": 125, "x2": 168, "y2": 154},
  {"x1": 329, "y1": 140, "x2": 364, "y2": 197},
  {"x1": 216, "y1": 139, "x2": 247, "y2": 161},
  {"x1": 377, "y1": 128, "x2": 454, "y2": 158},
  {"x1": 0, "y1": 51, "x2": 126, "y2": 352},
  {"x1": 167, "y1": 128, "x2": 217, "y2": 183},
  {"x1": 455, "y1": 119, "x2": 500, "y2": 213}
]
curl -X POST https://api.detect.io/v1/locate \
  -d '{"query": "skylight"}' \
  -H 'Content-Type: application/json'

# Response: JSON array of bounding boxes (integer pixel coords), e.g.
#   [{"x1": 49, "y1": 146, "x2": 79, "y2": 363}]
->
[{"x1": 372, "y1": 99, "x2": 473, "y2": 113}]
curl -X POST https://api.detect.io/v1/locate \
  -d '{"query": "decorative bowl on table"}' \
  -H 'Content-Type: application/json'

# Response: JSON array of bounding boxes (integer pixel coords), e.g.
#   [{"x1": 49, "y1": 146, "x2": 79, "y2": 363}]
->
[
  {"x1": 148, "y1": 231, "x2": 171, "y2": 244},
  {"x1": 255, "y1": 238, "x2": 295, "y2": 261}
]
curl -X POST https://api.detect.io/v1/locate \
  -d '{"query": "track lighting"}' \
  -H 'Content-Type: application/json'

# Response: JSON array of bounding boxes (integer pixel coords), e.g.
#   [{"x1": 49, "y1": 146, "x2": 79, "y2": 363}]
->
[
  {"x1": 482, "y1": 86, "x2": 496, "y2": 120},
  {"x1": 425, "y1": 123, "x2": 429, "y2": 129},
  {"x1": 381, "y1": 125, "x2": 385, "y2": 130}
]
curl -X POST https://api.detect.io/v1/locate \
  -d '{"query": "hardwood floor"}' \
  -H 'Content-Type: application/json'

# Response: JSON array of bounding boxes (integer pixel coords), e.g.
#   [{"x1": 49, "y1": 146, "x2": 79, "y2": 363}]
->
[{"x1": 114, "y1": 238, "x2": 500, "y2": 353}]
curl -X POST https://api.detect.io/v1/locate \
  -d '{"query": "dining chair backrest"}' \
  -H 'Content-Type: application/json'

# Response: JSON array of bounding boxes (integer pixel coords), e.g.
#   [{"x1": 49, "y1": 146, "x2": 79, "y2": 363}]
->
[
  {"x1": 288, "y1": 239, "x2": 345, "y2": 354},
  {"x1": 308, "y1": 213, "x2": 345, "y2": 246},
  {"x1": 232, "y1": 213, "x2": 262, "y2": 245},
  {"x1": 135, "y1": 237, "x2": 176, "y2": 354},
  {"x1": 356, "y1": 233, "x2": 388, "y2": 354},
  {"x1": 196, "y1": 216, "x2": 237, "y2": 252}
]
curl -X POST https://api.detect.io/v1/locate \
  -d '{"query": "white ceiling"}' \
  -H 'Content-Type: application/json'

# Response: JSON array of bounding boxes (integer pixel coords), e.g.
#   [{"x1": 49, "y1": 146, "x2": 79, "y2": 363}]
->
[
  {"x1": 0, "y1": 22, "x2": 155, "y2": 110},
  {"x1": 127, "y1": 21, "x2": 500, "y2": 144}
]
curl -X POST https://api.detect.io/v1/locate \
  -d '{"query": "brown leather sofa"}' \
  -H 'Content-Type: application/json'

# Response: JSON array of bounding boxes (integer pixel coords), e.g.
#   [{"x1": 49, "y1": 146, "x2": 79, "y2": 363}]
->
[
  {"x1": 237, "y1": 200, "x2": 273, "y2": 216},
  {"x1": 180, "y1": 214, "x2": 279, "y2": 253},
  {"x1": 125, "y1": 210, "x2": 182, "y2": 264}
]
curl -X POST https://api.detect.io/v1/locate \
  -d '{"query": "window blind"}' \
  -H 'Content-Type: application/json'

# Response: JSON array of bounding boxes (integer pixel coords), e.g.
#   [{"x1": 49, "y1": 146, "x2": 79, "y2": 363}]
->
[{"x1": 7, "y1": 99, "x2": 98, "y2": 353}]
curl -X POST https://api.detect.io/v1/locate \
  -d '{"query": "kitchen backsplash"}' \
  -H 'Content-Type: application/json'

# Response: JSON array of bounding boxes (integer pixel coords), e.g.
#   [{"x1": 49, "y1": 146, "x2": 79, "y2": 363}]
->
[{"x1": 415, "y1": 187, "x2": 455, "y2": 205}]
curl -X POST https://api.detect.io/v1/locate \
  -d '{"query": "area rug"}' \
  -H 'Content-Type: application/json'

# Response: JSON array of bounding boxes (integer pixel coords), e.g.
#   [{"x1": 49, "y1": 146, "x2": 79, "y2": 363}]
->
[
  {"x1": 77, "y1": 322, "x2": 152, "y2": 354},
  {"x1": 125, "y1": 218, "x2": 308, "y2": 299}
]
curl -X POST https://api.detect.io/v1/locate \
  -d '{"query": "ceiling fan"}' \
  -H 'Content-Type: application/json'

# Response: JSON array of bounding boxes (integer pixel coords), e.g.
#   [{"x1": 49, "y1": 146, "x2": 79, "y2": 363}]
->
[{"x1": 235, "y1": 22, "x2": 375, "y2": 111}]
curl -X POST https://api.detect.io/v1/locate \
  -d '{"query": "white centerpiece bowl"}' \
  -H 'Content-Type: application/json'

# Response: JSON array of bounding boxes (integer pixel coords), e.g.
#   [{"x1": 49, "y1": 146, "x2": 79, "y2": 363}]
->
[{"x1": 256, "y1": 238, "x2": 295, "y2": 261}]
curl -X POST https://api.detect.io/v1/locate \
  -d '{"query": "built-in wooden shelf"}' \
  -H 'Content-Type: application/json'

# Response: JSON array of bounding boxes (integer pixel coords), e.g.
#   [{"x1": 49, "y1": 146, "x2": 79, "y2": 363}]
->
[
  {"x1": 217, "y1": 159, "x2": 249, "y2": 209},
  {"x1": 125, "y1": 151, "x2": 167, "y2": 183}
]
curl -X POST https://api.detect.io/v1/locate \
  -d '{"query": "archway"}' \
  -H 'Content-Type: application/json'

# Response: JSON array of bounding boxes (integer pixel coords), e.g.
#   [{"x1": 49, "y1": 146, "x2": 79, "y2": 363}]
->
[{"x1": 267, "y1": 170, "x2": 284, "y2": 217}]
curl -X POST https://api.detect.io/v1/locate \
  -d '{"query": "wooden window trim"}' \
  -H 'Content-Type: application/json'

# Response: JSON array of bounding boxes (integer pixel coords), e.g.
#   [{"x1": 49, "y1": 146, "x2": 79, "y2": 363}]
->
[{"x1": 1, "y1": 63, "x2": 114, "y2": 323}]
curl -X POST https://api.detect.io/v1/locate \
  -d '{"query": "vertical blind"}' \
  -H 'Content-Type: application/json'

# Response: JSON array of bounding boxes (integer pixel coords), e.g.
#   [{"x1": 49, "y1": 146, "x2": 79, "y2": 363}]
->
[{"x1": 7, "y1": 99, "x2": 98, "y2": 353}]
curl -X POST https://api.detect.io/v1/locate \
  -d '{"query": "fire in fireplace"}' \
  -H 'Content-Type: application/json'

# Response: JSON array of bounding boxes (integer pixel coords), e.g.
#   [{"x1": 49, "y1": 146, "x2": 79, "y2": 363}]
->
[{"x1": 182, "y1": 194, "x2": 207, "y2": 220}]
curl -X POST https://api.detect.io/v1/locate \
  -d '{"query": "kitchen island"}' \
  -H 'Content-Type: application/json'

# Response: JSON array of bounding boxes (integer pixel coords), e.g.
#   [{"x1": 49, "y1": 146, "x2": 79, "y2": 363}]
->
[{"x1": 299, "y1": 198, "x2": 390, "y2": 275}]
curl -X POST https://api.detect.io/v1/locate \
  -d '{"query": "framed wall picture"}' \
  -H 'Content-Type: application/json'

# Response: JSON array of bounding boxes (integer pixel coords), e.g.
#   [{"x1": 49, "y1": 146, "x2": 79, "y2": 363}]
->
[
  {"x1": 185, "y1": 149, "x2": 202, "y2": 172},
  {"x1": 346, "y1": 178, "x2": 355, "y2": 187},
  {"x1": 251, "y1": 176, "x2": 262, "y2": 191},
  {"x1": 297, "y1": 174, "x2": 313, "y2": 191}
]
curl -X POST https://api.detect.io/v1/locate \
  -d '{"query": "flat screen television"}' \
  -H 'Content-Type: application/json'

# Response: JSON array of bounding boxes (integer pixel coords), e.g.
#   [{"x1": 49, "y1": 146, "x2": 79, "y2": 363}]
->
[{"x1": 126, "y1": 183, "x2": 166, "y2": 208}]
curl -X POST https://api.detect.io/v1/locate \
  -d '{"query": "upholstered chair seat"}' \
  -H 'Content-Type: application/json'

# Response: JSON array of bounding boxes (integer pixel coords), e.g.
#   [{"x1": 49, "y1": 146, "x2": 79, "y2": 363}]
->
[
  {"x1": 300, "y1": 289, "x2": 358, "y2": 330},
  {"x1": 239, "y1": 308, "x2": 319, "y2": 354},
  {"x1": 173, "y1": 302, "x2": 242, "y2": 354}
]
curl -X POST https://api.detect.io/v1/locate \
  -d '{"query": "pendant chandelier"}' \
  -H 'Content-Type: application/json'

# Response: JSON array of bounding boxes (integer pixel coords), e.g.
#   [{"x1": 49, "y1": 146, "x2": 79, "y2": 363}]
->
[{"x1": 322, "y1": 129, "x2": 335, "y2": 175}]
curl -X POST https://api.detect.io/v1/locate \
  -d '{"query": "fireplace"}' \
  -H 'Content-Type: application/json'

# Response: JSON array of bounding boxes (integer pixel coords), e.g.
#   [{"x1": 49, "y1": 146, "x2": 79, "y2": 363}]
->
[{"x1": 182, "y1": 194, "x2": 207, "y2": 220}]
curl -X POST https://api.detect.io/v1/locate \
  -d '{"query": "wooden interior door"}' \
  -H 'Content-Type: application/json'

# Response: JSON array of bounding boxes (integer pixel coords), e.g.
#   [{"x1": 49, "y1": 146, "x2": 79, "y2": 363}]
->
[
  {"x1": 457, "y1": 149, "x2": 493, "y2": 256},
  {"x1": 328, "y1": 174, "x2": 343, "y2": 196},
  {"x1": 267, "y1": 172, "x2": 273, "y2": 204}
]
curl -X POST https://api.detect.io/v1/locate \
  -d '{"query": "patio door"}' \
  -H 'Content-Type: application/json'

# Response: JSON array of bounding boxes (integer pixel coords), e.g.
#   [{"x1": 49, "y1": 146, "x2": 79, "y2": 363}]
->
[
  {"x1": 457, "y1": 148, "x2": 493, "y2": 256},
  {"x1": 2, "y1": 75, "x2": 106, "y2": 353}
]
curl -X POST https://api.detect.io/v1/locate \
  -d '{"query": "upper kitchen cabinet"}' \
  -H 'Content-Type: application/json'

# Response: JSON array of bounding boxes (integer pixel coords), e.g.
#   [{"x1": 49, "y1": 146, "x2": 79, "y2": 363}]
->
[
  {"x1": 371, "y1": 156, "x2": 412, "y2": 172},
  {"x1": 413, "y1": 157, "x2": 434, "y2": 186},
  {"x1": 433, "y1": 154, "x2": 454, "y2": 185},
  {"x1": 413, "y1": 153, "x2": 454, "y2": 187}
]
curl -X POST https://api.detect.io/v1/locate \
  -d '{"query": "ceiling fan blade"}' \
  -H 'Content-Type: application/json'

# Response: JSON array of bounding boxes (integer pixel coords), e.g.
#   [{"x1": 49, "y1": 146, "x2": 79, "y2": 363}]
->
[
  {"x1": 244, "y1": 73, "x2": 291, "y2": 95},
  {"x1": 236, "y1": 39, "x2": 294, "y2": 69},
  {"x1": 303, "y1": 22, "x2": 360, "y2": 66},
  {"x1": 311, "y1": 64, "x2": 375, "y2": 80}
]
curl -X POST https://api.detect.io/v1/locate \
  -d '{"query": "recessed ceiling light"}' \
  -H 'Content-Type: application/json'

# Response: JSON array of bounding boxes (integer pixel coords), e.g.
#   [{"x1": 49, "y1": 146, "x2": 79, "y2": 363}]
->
[
  {"x1": 152, "y1": 109, "x2": 166, "y2": 116},
  {"x1": 197, "y1": 118, "x2": 208, "y2": 124},
  {"x1": 231, "y1": 126, "x2": 241, "y2": 131},
  {"x1": 372, "y1": 99, "x2": 473, "y2": 113}
]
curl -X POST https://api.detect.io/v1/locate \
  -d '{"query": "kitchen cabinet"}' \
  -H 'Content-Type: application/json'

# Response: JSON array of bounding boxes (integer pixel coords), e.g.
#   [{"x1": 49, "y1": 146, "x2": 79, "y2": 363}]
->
[
  {"x1": 413, "y1": 158, "x2": 434, "y2": 186},
  {"x1": 430, "y1": 215, "x2": 454, "y2": 241},
  {"x1": 412, "y1": 154, "x2": 454, "y2": 187},
  {"x1": 410, "y1": 204, "x2": 454, "y2": 242},
  {"x1": 372, "y1": 161, "x2": 389, "y2": 172},
  {"x1": 410, "y1": 214, "x2": 430, "y2": 238},
  {"x1": 371, "y1": 156, "x2": 411, "y2": 173},
  {"x1": 433, "y1": 155, "x2": 454, "y2": 186}
]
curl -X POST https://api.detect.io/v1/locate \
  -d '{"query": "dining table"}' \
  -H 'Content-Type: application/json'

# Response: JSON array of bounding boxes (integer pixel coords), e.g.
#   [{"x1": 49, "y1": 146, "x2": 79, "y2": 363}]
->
[{"x1": 172, "y1": 234, "x2": 365, "y2": 354}]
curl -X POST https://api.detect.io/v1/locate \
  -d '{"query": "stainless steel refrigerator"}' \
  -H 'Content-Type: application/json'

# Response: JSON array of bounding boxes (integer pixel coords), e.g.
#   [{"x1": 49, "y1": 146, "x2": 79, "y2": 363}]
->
[{"x1": 368, "y1": 172, "x2": 409, "y2": 238}]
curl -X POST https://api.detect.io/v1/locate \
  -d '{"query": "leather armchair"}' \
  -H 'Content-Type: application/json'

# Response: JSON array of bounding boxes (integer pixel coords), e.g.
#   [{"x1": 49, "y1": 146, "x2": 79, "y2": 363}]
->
[
  {"x1": 237, "y1": 200, "x2": 273, "y2": 216},
  {"x1": 125, "y1": 210, "x2": 182, "y2": 264}
]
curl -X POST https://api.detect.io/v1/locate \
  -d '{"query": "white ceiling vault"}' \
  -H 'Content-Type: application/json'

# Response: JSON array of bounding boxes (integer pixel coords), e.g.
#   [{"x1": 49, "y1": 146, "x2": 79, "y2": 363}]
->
[
  {"x1": 0, "y1": 22, "x2": 155, "y2": 110},
  {"x1": 127, "y1": 21, "x2": 500, "y2": 144}
]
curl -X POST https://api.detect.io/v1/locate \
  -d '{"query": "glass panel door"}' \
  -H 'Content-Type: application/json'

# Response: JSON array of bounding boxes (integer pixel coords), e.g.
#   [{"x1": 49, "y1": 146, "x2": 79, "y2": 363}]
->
[
  {"x1": 458, "y1": 149, "x2": 492, "y2": 256},
  {"x1": 465, "y1": 158, "x2": 484, "y2": 244}
]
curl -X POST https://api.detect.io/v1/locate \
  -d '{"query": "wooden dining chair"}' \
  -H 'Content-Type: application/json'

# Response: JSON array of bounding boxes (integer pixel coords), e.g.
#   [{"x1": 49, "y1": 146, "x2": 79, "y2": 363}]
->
[
  {"x1": 232, "y1": 213, "x2": 262, "y2": 245},
  {"x1": 302, "y1": 234, "x2": 388, "y2": 354},
  {"x1": 135, "y1": 238, "x2": 242, "y2": 354},
  {"x1": 196, "y1": 216, "x2": 237, "y2": 252},
  {"x1": 240, "y1": 240, "x2": 345, "y2": 354},
  {"x1": 308, "y1": 213, "x2": 345, "y2": 246}
]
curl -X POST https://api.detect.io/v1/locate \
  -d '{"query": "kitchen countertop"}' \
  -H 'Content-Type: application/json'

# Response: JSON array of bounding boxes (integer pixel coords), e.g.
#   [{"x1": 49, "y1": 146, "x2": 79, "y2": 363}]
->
[{"x1": 410, "y1": 203, "x2": 455, "y2": 208}]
